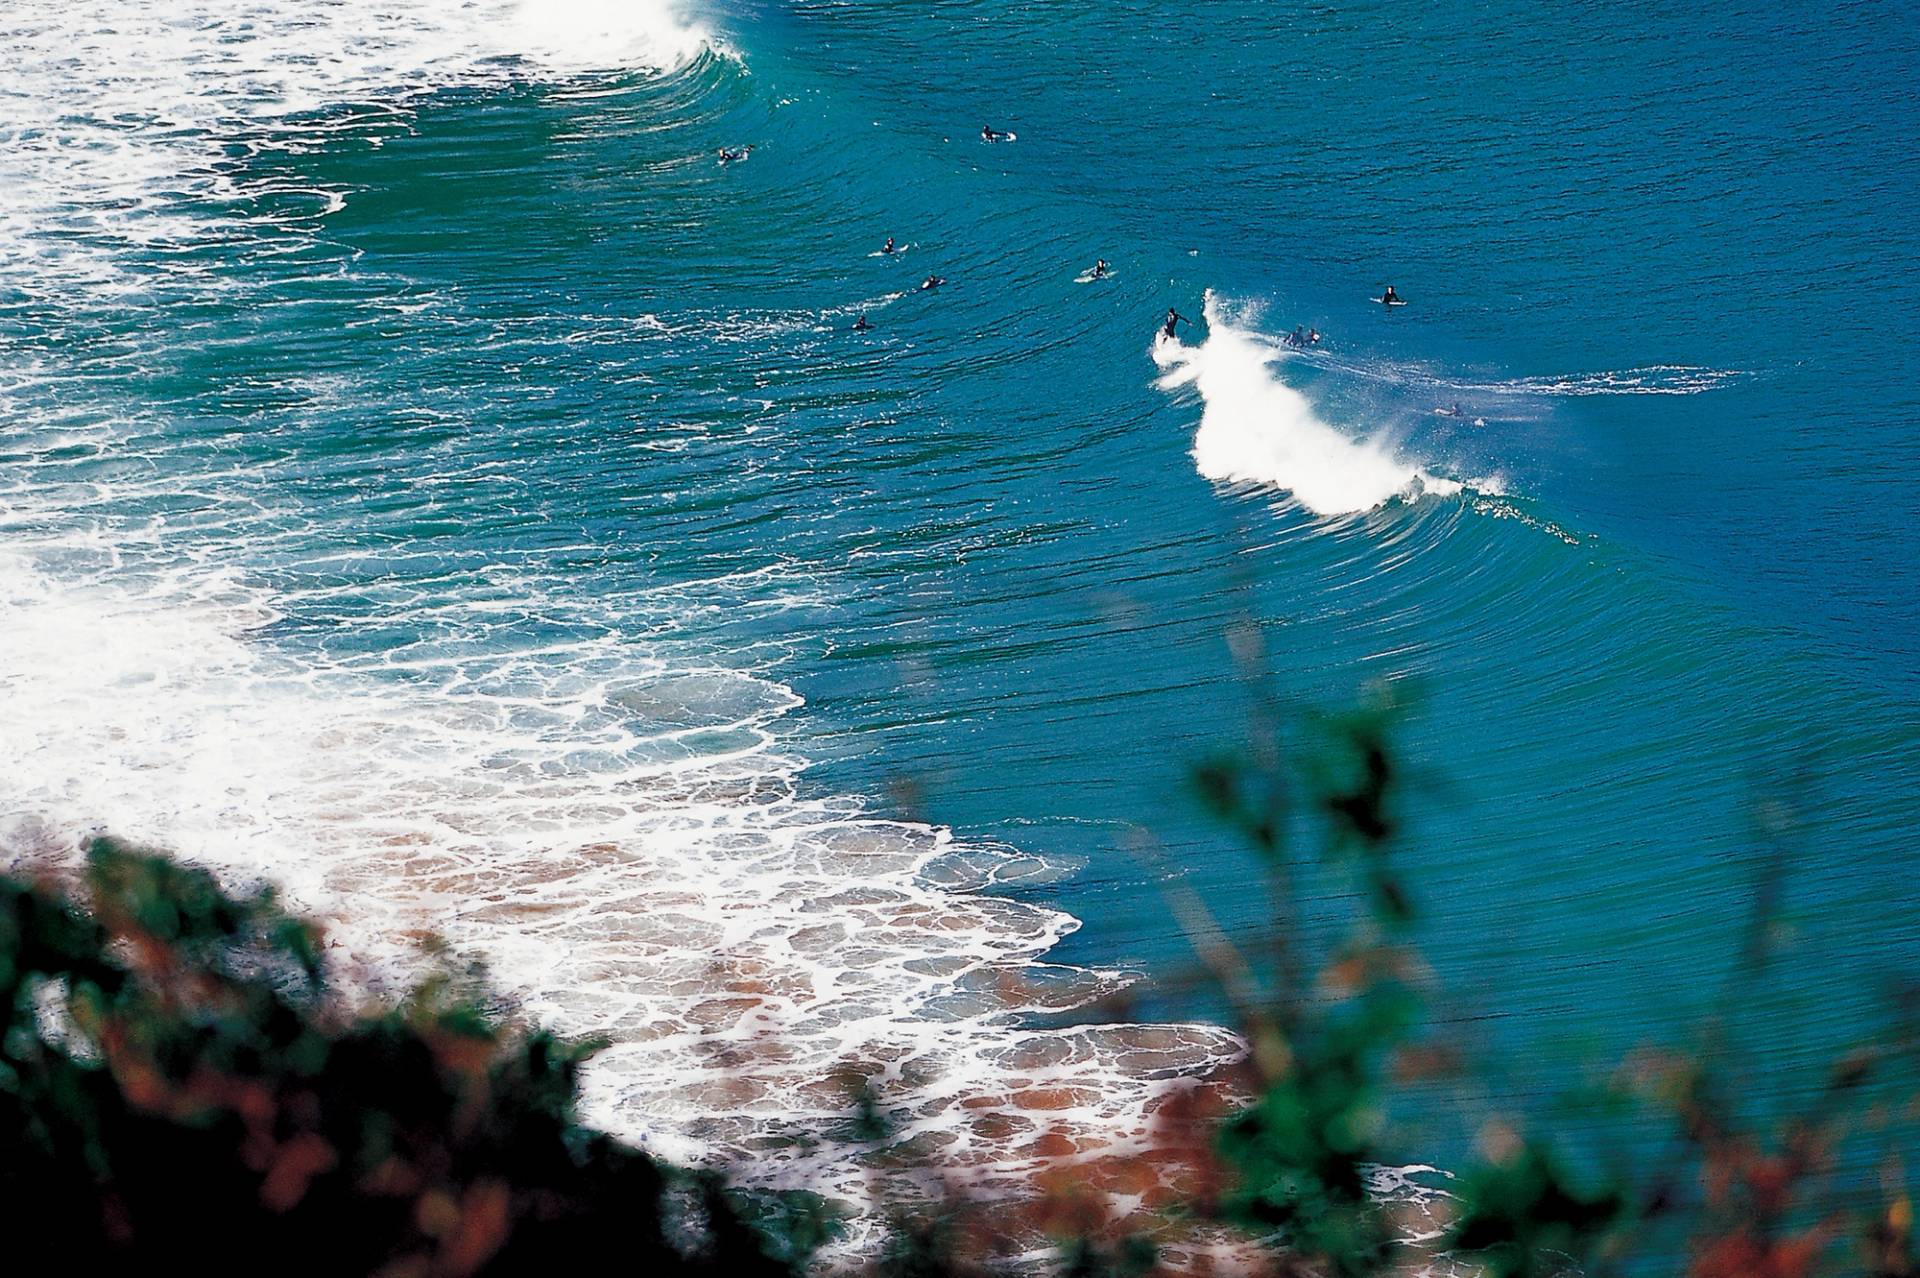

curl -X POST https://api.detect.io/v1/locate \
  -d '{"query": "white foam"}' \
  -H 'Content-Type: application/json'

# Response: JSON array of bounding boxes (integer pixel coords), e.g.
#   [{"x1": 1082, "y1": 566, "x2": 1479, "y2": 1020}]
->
[
  {"x1": 507, "y1": 0, "x2": 716, "y2": 73},
  {"x1": 1153, "y1": 294, "x2": 1467, "y2": 516},
  {"x1": 0, "y1": 0, "x2": 721, "y2": 297},
  {"x1": 0, "y1": 529, "x2": 1242, "y2": 1244}
]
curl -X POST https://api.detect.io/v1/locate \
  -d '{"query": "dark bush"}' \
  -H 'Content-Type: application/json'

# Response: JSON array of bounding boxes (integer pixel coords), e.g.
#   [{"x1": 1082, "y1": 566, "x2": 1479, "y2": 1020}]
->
[{"x1": 0, "y1": 839, "x2": 803, "y2": 1278}]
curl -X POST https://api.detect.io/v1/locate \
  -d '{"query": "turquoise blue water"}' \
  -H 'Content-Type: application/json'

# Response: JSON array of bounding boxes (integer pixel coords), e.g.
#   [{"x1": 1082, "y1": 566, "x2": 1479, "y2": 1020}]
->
[{"x1": 2, "y1": 0, "x2": 1915, "y2": 1227}]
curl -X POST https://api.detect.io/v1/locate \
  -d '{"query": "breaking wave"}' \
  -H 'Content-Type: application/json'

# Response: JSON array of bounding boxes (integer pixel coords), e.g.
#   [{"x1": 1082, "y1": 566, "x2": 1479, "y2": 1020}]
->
[{"x1": 1153, "y1": 293, "x2": 1484, "y2": 516}]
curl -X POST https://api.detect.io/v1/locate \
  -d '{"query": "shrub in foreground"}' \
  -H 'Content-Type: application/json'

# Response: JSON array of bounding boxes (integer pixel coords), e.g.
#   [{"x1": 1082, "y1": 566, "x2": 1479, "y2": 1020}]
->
[{"x1": 0, "y1": 841, "x2": 808, "y2": 1277}]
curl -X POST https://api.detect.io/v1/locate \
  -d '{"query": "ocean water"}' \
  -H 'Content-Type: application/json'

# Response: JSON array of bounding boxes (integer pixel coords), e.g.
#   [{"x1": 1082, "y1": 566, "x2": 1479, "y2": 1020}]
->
[{"x1": 3, "y1": 0, "x2": 1916, "y2": 1247}]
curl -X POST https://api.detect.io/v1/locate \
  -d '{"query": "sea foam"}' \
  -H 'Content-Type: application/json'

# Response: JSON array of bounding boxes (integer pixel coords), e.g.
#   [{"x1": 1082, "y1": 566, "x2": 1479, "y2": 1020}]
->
[
  {"x1": 0, "y1": 515, "x2": 1243, "y2": 1249},
  {"x1": 0, "y1": 0, "x2": 721, "y2": 298}
]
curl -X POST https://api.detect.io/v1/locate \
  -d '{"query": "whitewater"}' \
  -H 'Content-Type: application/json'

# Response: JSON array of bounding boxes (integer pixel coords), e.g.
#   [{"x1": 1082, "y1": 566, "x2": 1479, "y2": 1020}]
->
[{"x1": 1152, "y1": 294, "x2": 1482, "y2": 517}]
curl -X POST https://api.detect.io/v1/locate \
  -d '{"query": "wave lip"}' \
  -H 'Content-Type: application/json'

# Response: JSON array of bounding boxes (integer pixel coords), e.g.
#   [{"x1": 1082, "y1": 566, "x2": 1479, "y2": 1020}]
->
[{"x1": 1153, "y1": 293, "x2": 1468, "y2": 517}]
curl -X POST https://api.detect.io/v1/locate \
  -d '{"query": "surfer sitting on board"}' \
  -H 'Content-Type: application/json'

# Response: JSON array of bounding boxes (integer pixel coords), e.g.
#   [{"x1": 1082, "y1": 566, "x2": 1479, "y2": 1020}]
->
[
  {"x1": 1092, "y1": 259, "x2": 1109, "y2": 278},
  {"x1": 882, "y1": 236, "x2": 896, "y2": 255},
  {"x1": 1381, "y1": 284, "x2": 1402, "y2": 305},
  {"x1": 853, "y1": 314, "x2": 872, "y2": 331}
]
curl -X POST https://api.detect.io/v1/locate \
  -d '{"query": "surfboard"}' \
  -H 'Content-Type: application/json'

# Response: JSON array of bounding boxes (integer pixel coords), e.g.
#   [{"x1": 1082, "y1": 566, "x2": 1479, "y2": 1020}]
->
[
  {"x1": 983, "y1": 131, "x2": 1017, "y2": 142},
  {"x1": 1373, "y1": 296, "x2": 1407, "y2": 306}
]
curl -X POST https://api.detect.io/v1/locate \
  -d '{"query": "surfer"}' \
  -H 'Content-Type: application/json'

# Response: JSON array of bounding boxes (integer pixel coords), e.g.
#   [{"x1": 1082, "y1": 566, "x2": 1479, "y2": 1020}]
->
[
  {"x1": 1382, "y1": 284, "x2": 1402, "y2": 305},
  {"x1": 1308, "y1": 327, "x2": 1321, "y2": 345},
  {"x1": 981, "y1": 125, "x2": 1012, "y2": 142},
  {"x1": 882, "y1": 236, "x2": 896, "y2": 255},
  {"x1": 1163, "y1": 308, "x2": 1187, "y2": 339},
  {"x1": 921, "y1": 275, "x2": 946, "y2": 291},
  {"x1": 1092, "y1": 259, "x2": 1109, "y2": 279},
  {"x1": 717, "y1": 146, "x2": 750, "y2": 164},
  {"x1": 1286, "y1": 325, "x2": 1308, "y2": 348},
  {"x1": 853, "y1": 313, "x2": 872, "y2": 332}
]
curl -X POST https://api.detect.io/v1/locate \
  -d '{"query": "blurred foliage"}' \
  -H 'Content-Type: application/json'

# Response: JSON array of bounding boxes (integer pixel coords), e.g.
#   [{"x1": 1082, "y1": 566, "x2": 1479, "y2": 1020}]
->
[
  {"x1": 3, "y1": 688, "x2": 1915, "y2": 1277},
  {"x1": 0, "y1": 839, "x2": 806, "y2": 1277},
  {"x1": 1160, "y1": 676, "x2": 1918, "y2": 1278}
]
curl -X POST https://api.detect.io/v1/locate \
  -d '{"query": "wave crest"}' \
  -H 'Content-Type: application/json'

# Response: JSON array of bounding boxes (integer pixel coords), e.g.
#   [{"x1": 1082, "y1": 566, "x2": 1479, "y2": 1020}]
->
[{"x1": 1153, "y1": 293, "x2": 1469, "y2": 516}]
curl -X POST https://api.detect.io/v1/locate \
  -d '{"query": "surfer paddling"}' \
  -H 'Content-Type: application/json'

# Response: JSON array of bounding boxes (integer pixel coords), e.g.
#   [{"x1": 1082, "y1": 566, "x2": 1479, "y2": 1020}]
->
[
  {"x1": 920, "y1": 275, "x2": 946, "y2": 291},
  {"x1": 981, "y1": 125, "x2": 1013, "y2": 142},
  {"x1": 717, "y1": 146, "x2": 751, "y2": 164}
]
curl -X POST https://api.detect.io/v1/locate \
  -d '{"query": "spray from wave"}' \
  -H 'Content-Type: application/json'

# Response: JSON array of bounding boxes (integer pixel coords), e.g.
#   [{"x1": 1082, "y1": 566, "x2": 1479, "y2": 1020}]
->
[
  {"x1": 1454, "y1": 365, "x2": 1748, "y2": 397},
  {"x1": 1152, "y1": 293, "x2": 1482, "y2": 517}
]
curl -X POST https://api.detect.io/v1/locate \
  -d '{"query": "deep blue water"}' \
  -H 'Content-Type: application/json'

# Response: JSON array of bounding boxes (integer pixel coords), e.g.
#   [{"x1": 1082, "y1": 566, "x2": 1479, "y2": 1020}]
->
[{"x1": 3, "y1": 0, "x2": 1916, "y2": 1236}]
